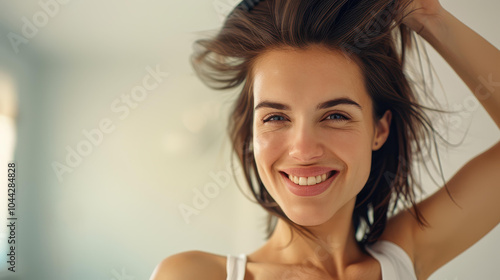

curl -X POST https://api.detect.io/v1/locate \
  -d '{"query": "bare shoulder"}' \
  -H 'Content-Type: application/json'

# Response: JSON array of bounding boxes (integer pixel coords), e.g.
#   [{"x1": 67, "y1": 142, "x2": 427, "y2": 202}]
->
[
  {"x1": 149, "y1": 250, "x2": 227, "y2": 280},
  {"x1": 379, "y1": 208, "x2": 417, "y2": 261}
]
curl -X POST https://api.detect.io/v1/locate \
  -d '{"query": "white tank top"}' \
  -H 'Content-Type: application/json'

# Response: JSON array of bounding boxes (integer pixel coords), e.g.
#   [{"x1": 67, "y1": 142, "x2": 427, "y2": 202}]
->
[
  {"x1": 225, "y1": 240, "x2": 417, "y2": 280},
  {"x1": 226, "y1": 253, "x2": 247, "y2": 280}
]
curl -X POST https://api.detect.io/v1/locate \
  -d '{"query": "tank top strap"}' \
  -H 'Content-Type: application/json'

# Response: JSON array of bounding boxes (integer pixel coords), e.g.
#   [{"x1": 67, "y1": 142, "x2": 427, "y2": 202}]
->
[
  {"x1": 226, "y1": 254, "x2": 247, "y2": 280},
  {"x1": 365, "y1": 240, "x2": 417, "y2": 280}
]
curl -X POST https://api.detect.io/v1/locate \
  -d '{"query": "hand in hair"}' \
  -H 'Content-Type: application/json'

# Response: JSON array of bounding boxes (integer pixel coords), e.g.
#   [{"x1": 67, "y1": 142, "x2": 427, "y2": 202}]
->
[{"x1": 400, "y1": 0, "x2": 445, "y2": 34}]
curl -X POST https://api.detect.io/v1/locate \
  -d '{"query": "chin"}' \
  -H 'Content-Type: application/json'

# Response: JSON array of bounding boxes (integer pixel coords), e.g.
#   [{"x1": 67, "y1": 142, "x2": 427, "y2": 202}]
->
[
  {"x1": 291, "y1": 218, "x2": 327, "y2": 227},
  {"x1": 282, "y1": 204, "x2": 336, "y2": 227}
]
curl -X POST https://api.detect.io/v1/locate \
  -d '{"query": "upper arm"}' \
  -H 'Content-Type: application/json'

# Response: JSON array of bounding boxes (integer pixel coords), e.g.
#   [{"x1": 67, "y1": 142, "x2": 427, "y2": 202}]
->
[
  {"x1": 408, "y1": 141, "x2": 500, "y2": 278},
  {"x1": 149, "y1": 251, "x2": 226, "y2": 280}
]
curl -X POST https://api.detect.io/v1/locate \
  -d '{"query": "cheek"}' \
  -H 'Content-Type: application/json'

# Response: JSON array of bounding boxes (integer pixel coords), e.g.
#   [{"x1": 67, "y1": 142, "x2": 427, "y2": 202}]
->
[
  {"x1": 331, "y1": 130, "x2": 373, "y2": 190},
  {"x1": 252, "y1": 129, "x2": 286, "y2": 198},
  {"x1": 253, "y1": 131, "x2": 282, "y2": 172}
]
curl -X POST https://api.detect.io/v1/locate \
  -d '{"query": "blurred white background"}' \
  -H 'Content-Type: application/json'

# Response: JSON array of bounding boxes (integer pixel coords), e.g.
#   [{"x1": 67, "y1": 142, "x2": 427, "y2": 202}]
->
[{"x1": 0, "y1": 0, "x2": 498, "y2": 279}]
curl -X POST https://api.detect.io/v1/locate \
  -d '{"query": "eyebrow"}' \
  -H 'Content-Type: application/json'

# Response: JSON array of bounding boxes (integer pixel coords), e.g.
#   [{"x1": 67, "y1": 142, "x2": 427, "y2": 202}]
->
[
  {"x1": 254, "y1": 101, "x2": 290, "y2": 111},
  {"x1": 254, "y1": 97, "x2": 362, "y2": 111},
  {"x1": 317, "y1": 98, "x2": 362, "y2": 110}
]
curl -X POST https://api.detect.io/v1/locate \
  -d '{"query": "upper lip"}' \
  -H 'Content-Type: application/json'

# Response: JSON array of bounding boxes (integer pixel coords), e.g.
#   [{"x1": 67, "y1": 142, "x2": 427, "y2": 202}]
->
[{"x1": 280, "y1": 166, "x2": 338, "y2": 177}]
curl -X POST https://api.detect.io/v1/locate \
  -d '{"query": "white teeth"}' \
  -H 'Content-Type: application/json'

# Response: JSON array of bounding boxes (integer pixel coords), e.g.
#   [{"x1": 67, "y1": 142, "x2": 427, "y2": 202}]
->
[
  {"x1": 307, "y1": 177, "x2": 315, "y2": 185},
  {"x1": 299, "y1": 177, "x2": 307, "y2": 186},
  {"x1": 287, "y1": 171, "x2": 333, "y2": 186}
]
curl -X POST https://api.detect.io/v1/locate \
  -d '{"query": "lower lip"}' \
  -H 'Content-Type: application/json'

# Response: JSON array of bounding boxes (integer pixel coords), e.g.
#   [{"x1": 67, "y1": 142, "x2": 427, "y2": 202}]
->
[{"x1": 281, "y1": 171, "x2": 338, "y2": 197}]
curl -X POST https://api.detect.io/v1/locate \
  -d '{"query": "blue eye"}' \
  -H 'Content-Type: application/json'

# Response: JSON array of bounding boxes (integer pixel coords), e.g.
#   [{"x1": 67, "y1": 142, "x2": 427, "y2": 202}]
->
[
  {"x1": 325, "y1": 113, "x2": 349, "y2": 121},
  {"x1": 263, "y1": 115, "x2": 286, "y2": 123}
]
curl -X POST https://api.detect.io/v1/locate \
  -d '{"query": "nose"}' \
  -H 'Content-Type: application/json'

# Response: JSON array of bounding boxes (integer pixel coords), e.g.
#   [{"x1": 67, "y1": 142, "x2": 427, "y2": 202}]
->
[{"x1": 288, "y1": 123, "x2": 324, "y2": 162}]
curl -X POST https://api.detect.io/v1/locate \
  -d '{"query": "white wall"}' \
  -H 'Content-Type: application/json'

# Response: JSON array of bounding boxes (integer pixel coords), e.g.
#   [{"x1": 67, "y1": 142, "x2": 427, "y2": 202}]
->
[{"x1": 0, "y1": 0, "x2": 498, "y2": 279}]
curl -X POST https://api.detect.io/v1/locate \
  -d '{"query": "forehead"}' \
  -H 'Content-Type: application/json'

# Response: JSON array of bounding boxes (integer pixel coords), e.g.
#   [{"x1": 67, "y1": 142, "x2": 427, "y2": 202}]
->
[{"x1": 251, "y1": 45, "x2": 369, "y2": 107}]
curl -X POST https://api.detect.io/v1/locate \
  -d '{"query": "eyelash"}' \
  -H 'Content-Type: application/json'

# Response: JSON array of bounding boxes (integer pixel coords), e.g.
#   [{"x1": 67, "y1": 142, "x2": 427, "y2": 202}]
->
[
  {"x1": 262, "y1": 113, "x2": 350, "y2": 123},
  {"x1": 262, "y1": 115, "x2": 287, "y2": 123},
  {"x1": 324, "y1": 113, "x2": 350, "y2": 121}
]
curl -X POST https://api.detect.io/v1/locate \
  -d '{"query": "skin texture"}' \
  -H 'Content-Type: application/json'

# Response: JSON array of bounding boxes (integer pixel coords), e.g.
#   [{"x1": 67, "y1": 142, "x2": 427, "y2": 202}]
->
[
  {"x1": 247, "y1": 45, "x2": 392, "y2": 279},
  {"x1": 151, "y1": 0, "x2": 500, "y2": 279},
  {"x1": 252, "y1": 46, "x2": 391, "y2": 228}
]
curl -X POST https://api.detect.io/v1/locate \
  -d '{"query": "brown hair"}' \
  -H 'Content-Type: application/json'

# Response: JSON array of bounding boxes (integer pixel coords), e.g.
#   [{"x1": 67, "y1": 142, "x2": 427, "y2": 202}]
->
[{"x1": 191, "y1": 0, "x2": 452, "y2": 247}]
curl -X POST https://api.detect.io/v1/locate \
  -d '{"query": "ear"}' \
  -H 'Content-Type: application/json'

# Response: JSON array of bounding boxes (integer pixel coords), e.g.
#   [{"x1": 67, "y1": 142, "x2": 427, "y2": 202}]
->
[{"x1": 372, "y1": 110, "x2": 392, "y2": 151}]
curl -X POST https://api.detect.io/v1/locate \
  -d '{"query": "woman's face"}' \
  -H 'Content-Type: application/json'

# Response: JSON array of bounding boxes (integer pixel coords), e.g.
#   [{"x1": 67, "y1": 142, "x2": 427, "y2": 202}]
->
[{"x1": 252, "y1": 45, "x2": 391, "y2": 226}]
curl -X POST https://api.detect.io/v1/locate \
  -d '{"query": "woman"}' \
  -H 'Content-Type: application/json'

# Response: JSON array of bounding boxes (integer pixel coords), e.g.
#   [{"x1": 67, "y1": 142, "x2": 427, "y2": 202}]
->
[{"x1": 151, "y1": 0, "x2": 500, "y2": 279}]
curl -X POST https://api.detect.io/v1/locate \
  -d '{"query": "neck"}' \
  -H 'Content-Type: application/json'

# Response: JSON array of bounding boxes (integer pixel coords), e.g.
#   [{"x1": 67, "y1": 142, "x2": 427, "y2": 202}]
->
[{"x1": 255, "y1": 198, "x2": 366, "y2": 276}]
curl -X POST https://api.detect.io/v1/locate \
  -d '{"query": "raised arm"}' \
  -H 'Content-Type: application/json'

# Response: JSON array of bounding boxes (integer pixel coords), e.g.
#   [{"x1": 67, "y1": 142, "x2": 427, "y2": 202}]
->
[
  {"x1": 403, "y1": 0, "x2": 500, "y2": 128},
  {"x1": 388, "y1": 1, "x2": 500, "y2": 279}
]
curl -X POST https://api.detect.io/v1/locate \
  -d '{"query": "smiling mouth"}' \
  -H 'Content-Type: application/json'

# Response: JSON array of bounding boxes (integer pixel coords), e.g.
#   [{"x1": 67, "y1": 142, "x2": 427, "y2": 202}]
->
[{"x1": 280, "y1": 171, "x2": 337, "y2": 186}]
